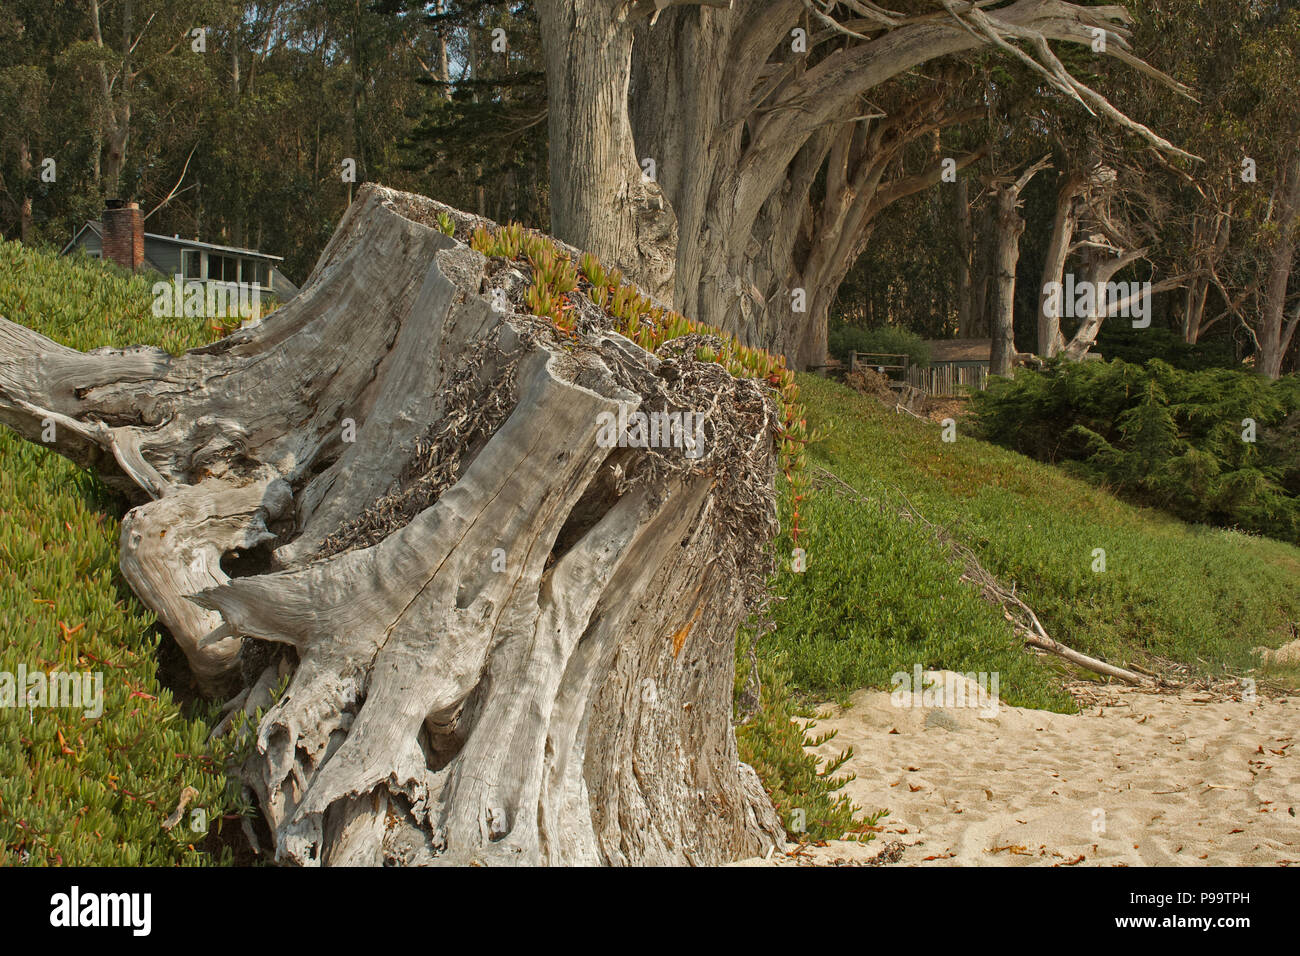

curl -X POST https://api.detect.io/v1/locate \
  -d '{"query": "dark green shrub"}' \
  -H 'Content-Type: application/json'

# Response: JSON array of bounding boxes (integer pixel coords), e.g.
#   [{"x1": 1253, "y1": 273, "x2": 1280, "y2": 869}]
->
[
  {"x1": 971, "y1": 358, "x2": 1300, "y2": 543},
  {"x1": 827, "y1": 322, "x2": 930, "y2": 367},
  {"x1": 1094, "y1": 324, "x2": 1238, "y2": 371}
]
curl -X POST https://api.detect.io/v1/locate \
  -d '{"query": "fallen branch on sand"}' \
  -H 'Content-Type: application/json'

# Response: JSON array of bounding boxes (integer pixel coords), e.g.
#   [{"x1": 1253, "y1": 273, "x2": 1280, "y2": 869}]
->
[{"x1": 812, "y1": 468, "x2": 1151, "y2": 686}]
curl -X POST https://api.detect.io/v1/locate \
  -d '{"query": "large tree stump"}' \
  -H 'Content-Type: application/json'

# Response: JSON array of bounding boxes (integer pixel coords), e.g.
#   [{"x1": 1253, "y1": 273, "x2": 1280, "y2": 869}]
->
[{"x1": 0, "y1": 184, "x2": 785, "y2": 865}]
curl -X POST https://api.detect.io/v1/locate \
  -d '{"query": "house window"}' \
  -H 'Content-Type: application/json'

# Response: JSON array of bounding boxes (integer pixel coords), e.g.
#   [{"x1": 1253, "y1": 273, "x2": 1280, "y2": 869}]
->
[
  {"x1": 209, "y1": 254, "x2": 238, "y2": 283},
  {"x1": 240, "y1": 259, "x2": 270, "y2": 288},
  {"x1": 182, "y1": 250, "x2": 202, "y2": 279}
]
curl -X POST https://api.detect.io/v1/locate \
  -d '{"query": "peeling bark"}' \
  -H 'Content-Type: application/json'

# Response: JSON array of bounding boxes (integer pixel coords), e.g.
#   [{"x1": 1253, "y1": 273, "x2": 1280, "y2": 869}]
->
[
  {"x1": 0, "y1": 184, "x2": 785, "y2": 865},
  {"x1": 538, "y1": 0, "x2": 678, "y2": 303}
]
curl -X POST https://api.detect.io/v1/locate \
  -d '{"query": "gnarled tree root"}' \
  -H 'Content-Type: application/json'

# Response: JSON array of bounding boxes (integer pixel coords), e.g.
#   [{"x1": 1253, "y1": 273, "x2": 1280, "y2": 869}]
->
[{"x1": 0, "y1": 184, "x2": 785, "y2": 865}]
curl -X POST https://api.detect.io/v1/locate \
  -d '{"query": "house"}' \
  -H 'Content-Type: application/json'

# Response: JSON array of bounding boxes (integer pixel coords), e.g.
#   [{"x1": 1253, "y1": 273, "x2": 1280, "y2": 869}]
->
[
  {"x1": 62, "y1": 200, "x2": 298, "y2": 301},
  {"x1": 906, "y1": 338, "x2": 991, "y2": 397}
]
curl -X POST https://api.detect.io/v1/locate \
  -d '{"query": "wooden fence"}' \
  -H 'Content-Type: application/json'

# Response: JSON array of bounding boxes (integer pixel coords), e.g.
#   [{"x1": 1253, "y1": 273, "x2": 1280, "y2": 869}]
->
[
  {"x1": 905, "y1": 362, "x2": 988, "y2": 397},
  {"x1": 848, "y1": 351, "x2": 910, "y2": 374}
]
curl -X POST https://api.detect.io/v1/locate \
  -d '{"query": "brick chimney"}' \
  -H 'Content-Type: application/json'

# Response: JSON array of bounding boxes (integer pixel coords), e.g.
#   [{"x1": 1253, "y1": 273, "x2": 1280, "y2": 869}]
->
[{"x1": 101, "y1": 199, "x2": 144, "y2": 271}]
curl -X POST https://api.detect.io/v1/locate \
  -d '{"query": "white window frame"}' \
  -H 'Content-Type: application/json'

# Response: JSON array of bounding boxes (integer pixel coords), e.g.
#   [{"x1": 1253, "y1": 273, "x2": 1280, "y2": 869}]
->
[{"x1": 180, "y1": 248, "x2": 275, "y2": 290}]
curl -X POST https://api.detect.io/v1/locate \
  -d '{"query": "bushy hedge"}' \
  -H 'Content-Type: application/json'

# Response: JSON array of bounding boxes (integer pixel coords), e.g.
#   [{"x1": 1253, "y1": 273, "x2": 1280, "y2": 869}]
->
[
  {"x1": 827, "y1": 322, "x2": 930, "y2": 367},
  {"x1": 1094, "y1": 324, "x2": 1239, "y2": 371},
  {"x1": 971, "y1": 358, "x2": 1300, "y2": 543}
]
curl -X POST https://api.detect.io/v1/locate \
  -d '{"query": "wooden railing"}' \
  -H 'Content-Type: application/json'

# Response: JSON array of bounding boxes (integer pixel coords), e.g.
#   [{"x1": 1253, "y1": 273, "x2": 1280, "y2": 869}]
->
[
  {"x1": 905, "y1": 363, "x2": 988, "y2": 397},
  {"x1": 848, "y1": 351, "x2": 910, "y2": 374}
]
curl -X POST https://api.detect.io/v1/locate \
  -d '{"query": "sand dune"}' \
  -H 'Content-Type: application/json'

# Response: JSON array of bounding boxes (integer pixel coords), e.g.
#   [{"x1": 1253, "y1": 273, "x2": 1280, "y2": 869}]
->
[{"x1": 737, "y1": 672, "x2": 1298, "y2": 867}]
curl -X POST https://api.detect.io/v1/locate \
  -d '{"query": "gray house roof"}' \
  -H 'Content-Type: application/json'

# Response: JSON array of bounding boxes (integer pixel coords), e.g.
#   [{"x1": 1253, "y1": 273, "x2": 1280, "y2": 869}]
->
[
  {"x1": 63, "y1": 222, "x2": 298, "y2": 298},
  {"x1": 62, "y1": 222, "x2": 285, "y2": 261}
]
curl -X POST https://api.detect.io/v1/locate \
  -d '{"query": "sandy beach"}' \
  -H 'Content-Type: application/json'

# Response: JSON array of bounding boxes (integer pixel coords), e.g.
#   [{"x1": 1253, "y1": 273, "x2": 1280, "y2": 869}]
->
[{"x1": 738, "y1": 671, "x2": 1298, "y2": 867}]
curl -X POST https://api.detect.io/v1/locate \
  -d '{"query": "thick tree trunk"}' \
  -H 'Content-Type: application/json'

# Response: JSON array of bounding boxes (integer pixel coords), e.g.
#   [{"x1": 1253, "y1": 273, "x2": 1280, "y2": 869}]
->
[
  {"x1": 0, "y1": 184, "x2": 784, "y2": 866},
  {"x1": 434, "y1": 0, "x2": 451, "y2": 96},
  {"x1": 99, "y1": 117, "x2": 129, "y2": 199},
  {"x1": 537, "y1": 0, "x2": 677, "y2": 303},
  {"x1": 665, "y1": 0, "x2": 1155, "y2": 356},
  {"x1": 988, "y1": 157, "x2": 1052, "y2": 375},
  {"x1": 989, "y1": 184, "x2": 1025, "y2": 377},
  {"x1": 582, "y1": 0, "x2": 1180, "y2": 367},
  {"x1": 1037, "y1": 172, "x2": 1085, "y2": 357}
]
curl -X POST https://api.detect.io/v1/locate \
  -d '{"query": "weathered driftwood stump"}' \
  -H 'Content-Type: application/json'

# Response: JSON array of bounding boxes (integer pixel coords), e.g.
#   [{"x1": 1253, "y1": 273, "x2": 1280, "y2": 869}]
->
[{"x1": 0, "y1": 184, "x2": 785, "y2": 865}]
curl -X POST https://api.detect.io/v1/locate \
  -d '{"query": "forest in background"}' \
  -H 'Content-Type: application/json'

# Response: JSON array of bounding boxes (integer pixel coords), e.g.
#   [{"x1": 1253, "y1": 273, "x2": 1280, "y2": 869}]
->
[
  {"x1": 2, "y1": 0, "x2": 1298, "y2": 378},
  {"x1": 0, "y1": 0, "x2": 548, "y2": 282}
]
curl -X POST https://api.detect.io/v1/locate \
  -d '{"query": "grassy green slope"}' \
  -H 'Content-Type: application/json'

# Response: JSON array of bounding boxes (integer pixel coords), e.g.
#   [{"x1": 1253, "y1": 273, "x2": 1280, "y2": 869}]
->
[
  {"x1": 0, "y1": 241, "x2": 238, "y2": 865},
  {"x1": 763, "y1": 374, "x2": 1300, "y2": 711}
]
